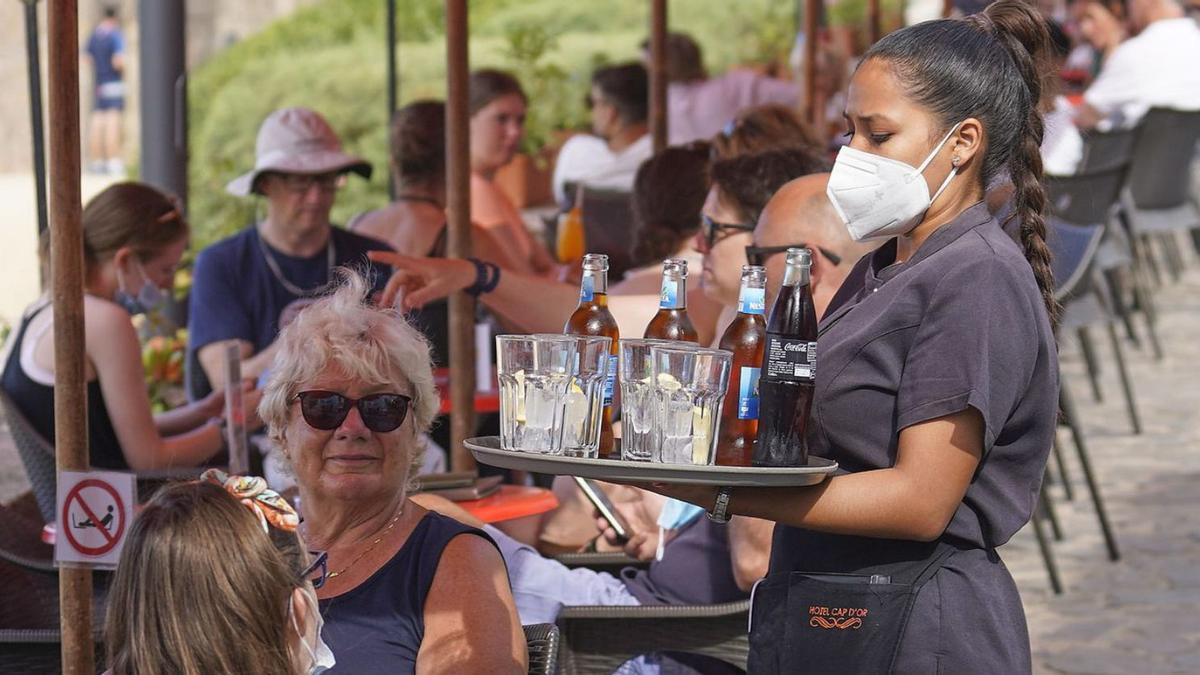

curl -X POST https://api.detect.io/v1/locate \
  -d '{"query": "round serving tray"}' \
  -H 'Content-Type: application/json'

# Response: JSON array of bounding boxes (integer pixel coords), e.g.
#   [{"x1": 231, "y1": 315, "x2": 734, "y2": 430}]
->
[{"x1": 466, "y1": 436, "x2": 837, "y2": 487}]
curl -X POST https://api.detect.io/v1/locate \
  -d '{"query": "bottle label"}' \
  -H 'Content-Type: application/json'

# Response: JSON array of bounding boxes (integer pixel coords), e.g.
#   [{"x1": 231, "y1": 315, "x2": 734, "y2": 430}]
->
[
  {"x1": 580, "y1": 275, "x2": 595, "y2": 302},
  {"x1": 603, "y1": 358, "x2": 617, "y2": 407},
  {"x1": 738, "y1": 287, "x2": 766, "y2": 315},
  {"x1": 764, "y1": 337, "x2": 817, "y2": 382},
  {"x1": 738, "y1": 366, "x2": 761, "y2": 419},
  {"x1": 659, "y1": 279, "x2": 679, "y2": 309}
]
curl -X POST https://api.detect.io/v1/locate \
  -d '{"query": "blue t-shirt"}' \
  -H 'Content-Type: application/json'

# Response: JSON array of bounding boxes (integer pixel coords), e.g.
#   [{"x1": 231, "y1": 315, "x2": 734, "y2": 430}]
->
[
  {"x1": 185, "y1": 226, "x2": 392, "y2": 399},
  {"x1": 85, "y1": 26, "x2": 124, "y2": 85}
]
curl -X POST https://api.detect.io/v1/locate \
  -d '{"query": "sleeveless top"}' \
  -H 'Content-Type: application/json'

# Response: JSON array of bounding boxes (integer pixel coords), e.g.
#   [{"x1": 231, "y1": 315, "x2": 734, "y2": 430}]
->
[
  {"x1": 0, "y1": 304, "x2": 128, "y2": 470},
  {"x1": 317, "y1": 511, "x2": 498, "y2": 674}
]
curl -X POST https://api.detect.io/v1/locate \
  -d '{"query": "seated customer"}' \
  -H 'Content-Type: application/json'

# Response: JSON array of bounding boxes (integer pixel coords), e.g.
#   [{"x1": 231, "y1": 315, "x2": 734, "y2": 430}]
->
[
  {"x1": 709, "y1": 103, "x2": 822, "y2": 161},
  {"x1": 1, "y1": 182, "x2": 257, "y2": 471},
  {"x1": 257, "y1": 271, "x2": 525, "y2": 673},
  {"x1": 186, "y1": 107, "x2": 392, "y2": 400},
  {"x1": 552, "y1": 62, "x2": 653, "y2": 206},
  {"x1": 105, "y1": 472, "x2": 331, "y2": 674}
]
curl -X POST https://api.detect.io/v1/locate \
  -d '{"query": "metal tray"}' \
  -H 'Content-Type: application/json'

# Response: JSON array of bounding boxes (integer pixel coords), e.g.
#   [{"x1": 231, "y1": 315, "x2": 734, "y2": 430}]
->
[{"x1": 465, "y1": 436, "x2": 837, "y2": 487}]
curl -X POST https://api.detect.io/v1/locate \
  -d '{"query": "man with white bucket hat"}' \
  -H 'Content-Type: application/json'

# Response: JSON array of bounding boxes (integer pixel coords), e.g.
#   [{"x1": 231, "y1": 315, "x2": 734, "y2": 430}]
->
[{"x1": 186, "y1": 107, "x2": 394, "y2": 399}]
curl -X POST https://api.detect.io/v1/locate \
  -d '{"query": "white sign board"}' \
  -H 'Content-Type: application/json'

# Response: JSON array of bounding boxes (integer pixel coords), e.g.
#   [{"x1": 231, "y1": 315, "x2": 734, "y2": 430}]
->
[{"x1": 55, "y1": 471, "x2": 135, "y2": 569}]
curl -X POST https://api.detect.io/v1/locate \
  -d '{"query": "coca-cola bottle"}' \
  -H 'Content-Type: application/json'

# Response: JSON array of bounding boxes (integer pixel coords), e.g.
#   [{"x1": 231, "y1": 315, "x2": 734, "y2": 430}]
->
[
  {"x1": 715, "y1": 265, "x2": 767, "y2": 466},
  {"x1": 643, "y1": 258, "x2": 699, "y2": 342},
  {"x1": 754, "y1": 248, "x2": 818, "y2": 467},
  {"x1": 564, "y1": 254, "x2": 620, "y2": 458}
]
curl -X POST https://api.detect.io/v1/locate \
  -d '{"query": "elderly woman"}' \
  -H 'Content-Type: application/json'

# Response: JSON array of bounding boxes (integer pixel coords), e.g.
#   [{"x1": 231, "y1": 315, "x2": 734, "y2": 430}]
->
[{"x1": 258, "y1": 270, "x2": 526, "y2": 674}]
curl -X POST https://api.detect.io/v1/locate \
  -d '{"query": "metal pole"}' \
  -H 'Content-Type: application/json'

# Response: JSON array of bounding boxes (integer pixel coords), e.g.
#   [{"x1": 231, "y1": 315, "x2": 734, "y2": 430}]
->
[
  {"x1": 137, "y1": 0, "x2": 187, "y2": 205},
  {"x1": 868, "y1": 0, "x2": 882, "y2": 44},
  {"x1": 648, "y1": 0, "x2": 668, "y2": 153},
  {"x1": 49, "y1": 1, "x2": 92, "y2": 672},
  {"x1": 804, "y1": 0, "x2": 820, "y2": 127},
  {"x1": 445, "y1": 0, "x2": 476, "y2": 471},
  {"x1": 386, "y1": 0, "x2": 398, "y2": 200},
  {"x1": 23, "y1": 0, "x2": 49, "y2": 238}
]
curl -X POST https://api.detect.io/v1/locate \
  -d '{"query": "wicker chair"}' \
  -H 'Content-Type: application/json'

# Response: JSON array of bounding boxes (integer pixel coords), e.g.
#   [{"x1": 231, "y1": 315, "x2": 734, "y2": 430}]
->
[
  {"x1": 556, "y1": 599, "x2": 750, "y2": 674},
  {"x1": 0, "y1": 629, "x2": 106, "y2": 675},
  {"x1": 553, "y1": 551, "x2": 648, "y2": 576},
  {"x1": 524, "y1": 623, "x2": 561, "y2": 675}
]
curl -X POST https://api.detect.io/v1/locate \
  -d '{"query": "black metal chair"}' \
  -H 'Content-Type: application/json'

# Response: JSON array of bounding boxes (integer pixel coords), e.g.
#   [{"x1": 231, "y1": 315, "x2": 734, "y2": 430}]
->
[
  {"x1": 556, "y1": 599, "x2": 749, "y2": 674},
  {"x1": 554, "y1": 550, "x2": 648, "y2": 576},
  {"x1": 1122, "y1": 108, "x2": 1200, "y2": 278},
  {"x1": 0, "y1": 629, "x2": 106, "y2": 675},
  {"x1": 1078, "y1": 126, "x2": 1139, "y2": 173},
  {"x1": 524, "y1": 623, "x2": 561, "y2": 675},
  {"x1": 579, "y1": 186, "x2": 639, "y2": 281}
]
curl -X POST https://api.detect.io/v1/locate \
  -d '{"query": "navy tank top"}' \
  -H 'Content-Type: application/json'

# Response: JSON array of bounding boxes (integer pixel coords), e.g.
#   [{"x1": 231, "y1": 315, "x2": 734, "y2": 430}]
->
[
  {"x1": 0, "y1": 304, "x2": 128, "y2": 470},
  {"x1": 317, "y1": 511, "x2": 497, "y2": 674}
]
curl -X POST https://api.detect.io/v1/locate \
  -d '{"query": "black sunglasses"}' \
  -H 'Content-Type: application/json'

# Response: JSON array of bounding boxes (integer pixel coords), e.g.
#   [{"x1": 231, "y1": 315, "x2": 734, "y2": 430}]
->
[
  {"x1": 294, "y1": 391, "x2": 412, "y2": 433},
  {"x1": 701, "y1": 214, "x2": 755, "y2": 249},
  {"x1": 745, "y1": 244, "x2": 843, "y2": 268},
  {"x1": 303, "y1": 550, "x2": 329, "y2": 590}
]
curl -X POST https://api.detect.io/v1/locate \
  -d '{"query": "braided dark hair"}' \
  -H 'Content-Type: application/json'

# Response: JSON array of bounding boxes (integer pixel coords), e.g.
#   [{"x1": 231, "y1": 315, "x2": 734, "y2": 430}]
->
[{"x1": 864, "y1": 0, "x2": 1060, "y2": 325}]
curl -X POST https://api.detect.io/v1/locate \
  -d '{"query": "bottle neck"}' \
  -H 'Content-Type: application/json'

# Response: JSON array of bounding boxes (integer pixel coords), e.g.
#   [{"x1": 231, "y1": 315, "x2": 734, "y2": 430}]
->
[
  {"x1": 782, "y1": 263, "x2": 811, "y2": 289},
  {"x1": 659, "y1": 273, "x2": 687, "y2": 310},
  {"x1": 580, "y1": 268, "x2": 609, "y2": 304},
  {"x1": 737, "y1": 281, "x2": 766, "y2": 316}
]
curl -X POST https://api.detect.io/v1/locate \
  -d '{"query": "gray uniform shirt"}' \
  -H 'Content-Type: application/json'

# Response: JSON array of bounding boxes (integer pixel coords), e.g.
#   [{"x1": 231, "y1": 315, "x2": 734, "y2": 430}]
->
[{"x1": 769, "y1": 203, "x2": 1059, "y2": 672}]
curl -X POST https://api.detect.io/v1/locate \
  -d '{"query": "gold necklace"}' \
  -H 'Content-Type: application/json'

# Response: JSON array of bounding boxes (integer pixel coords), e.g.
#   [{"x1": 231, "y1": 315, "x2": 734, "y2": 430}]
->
[{"x1": 325, "y1": 507, "x2": 403, "y2": 580}]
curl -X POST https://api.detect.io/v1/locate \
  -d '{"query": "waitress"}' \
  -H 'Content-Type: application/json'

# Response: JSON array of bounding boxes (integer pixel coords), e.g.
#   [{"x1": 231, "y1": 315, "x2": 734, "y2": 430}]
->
[{"x1": 653, "y1": 2, "x2": 1060, "y2": 672}]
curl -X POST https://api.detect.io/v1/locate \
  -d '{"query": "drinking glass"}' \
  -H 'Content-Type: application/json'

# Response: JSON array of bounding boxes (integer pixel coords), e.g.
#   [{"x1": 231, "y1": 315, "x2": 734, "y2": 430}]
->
[
  {"x1": 618, "y1": 339, "x2": 675, "y2": 461},
  {"x1": 562, "y1": 335, "x2": 612, "y2": 458},
  {"x1": 496, "y1": 334, "x2": 576, "y2": 454},
  {"x1": 651, "y1": 345, "x2": 732, "y2": 465}
]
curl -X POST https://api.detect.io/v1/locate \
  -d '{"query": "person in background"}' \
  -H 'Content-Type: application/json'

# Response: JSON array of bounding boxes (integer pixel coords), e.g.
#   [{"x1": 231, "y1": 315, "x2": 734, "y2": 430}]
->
[
  {"x1": 709, "y1": 104, "x2": 823, "y2": 161},
  {"x1": 1071, "y1": 0, "x2": 1129, "y2": 64},
  {"x1": 105, "y1": 473, "x2": 331, "y2": 674},
  {"x1": 610, "y1": 143, "x2": 709, "y2": 295},
  {"x1": 468, "y1": 69, "x2": 560, "y2": 277},
  {"x1": 1, "y1": 182, "x2": 259, "y2": 471},
  {"x1": 259, "y1": 271, "x2": 525, "y2": 673},
  {"x1": 1076, "y1": 0, "x2": 1200, "y2": 128},
  {"x1": 186, "y1": 107, "x2": 392, "y2": 400},
  {"x1": 552, "y1": 62, "x2": 653, "y2": 206},
  {"x1": 1042, "y1": 21, "x2": 1086, "y2": 175},
  {"x1": 84, "y1": 5, "x2": 126, "y2": 175},
  {"x1": 645, "y1": 32, "x2": 802, "y2": 145}
]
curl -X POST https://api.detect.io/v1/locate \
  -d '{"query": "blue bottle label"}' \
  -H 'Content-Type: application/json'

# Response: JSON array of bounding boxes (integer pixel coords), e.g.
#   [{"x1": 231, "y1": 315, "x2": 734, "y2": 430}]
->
[
  {"x1": 738, "y1": 287, "x2": 766, "y2": 315},
  {"x1": 659, "y1": 279, "x2": 678, "y2": 308},
  {"x1": 738, "y1": 366, "x2": 761, "y2": 419},
  {"x1": 580, "y1": 275, "x2": 595, "y2": 302},
  {"x1": 603, "y1": 358, "x2": 617, "y2": 407}
]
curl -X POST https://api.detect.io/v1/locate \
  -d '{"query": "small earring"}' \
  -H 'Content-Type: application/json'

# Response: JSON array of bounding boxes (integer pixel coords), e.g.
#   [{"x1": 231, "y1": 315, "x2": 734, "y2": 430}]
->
[{"x1": 952, "y1": 156, "x2": 961, "y2": 167}]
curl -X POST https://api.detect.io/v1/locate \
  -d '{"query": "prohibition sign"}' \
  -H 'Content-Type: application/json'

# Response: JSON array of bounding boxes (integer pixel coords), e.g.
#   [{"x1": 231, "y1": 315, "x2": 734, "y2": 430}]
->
[{"x1": 61, "y1": 478, "x2": 127, "y2": 556}]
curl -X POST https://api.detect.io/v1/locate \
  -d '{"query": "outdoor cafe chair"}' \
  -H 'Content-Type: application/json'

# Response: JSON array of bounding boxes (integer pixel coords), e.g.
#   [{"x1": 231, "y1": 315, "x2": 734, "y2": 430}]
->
[
  {"x1": 0, "y1": 389, "x2": 204, "y2": 526},
  {"x1": 546, "y1": 184, "x2": 640, "y2": 281},
  {"x1": 554, "y1": 550, "x2": 648, "y2": 576},
  {"x1": 0, "y1": 628, "x2": 105, "y2": 675},
  {"x1": 1078, "y1": 125, "x2": 1138, "y2": 173},
  {"x1": 1121, "y1": 108, "x2": 1200, "y2": 280},
  {"x1": 556, "y1": 599, "x2": 750, "y2": 675},
  {"x1": 524, "y1": 623, "x2": 561, "y2": 675}
]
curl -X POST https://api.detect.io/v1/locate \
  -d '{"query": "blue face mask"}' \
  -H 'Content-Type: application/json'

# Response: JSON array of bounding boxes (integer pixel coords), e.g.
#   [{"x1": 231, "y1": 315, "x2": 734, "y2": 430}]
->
[
  {"x1": 115, "y1": 260, "x2": 168, "y2": 316},
  {"x1": 657, "y1": 498, "x2": 705, "y2": 531}
]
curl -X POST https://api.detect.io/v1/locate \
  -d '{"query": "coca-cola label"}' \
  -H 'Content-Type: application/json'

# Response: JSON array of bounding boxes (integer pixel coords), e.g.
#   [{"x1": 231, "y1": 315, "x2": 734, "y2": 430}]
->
[
  {"x1": 603, "y1": 358, "x2": 617, "y2": 407},
  {"x1": 765, "y1": 337, "x2": 816, "y2": 382},
  {"x1": 580, "y1": 275, "x2": 595, "y2": 302},
  {"x1": 738, "y1": 366, "x2": 761, "y2": 419},
  {"x1": 738, "y1": 287, "x2": 766, "y2": 315}
]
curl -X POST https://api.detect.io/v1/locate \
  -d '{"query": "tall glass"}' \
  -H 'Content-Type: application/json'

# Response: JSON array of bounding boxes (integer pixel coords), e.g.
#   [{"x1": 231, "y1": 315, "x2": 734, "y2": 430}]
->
[
  {"x1": 618, "y1": 338, "x2": 675, "y2": 461},
  {"x1": 496, "y1": 334, "x2": 576, "y2": 454},
  {"x1": 651, "y1": 345, "x2": 732, "y2": 465},
  {"x1": 562, "y1": 335, "x2": 612, "y2": 458}
]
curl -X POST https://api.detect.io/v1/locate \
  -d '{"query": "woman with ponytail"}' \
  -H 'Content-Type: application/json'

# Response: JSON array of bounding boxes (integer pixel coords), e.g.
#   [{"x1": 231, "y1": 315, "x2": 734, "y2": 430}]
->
[{"x1": 643, "y1": 2, "x2": 1060, "y2": 672}]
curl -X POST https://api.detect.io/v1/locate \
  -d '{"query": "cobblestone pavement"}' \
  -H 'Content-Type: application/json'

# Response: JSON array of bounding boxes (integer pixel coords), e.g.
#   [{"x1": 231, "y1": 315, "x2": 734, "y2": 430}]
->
[{"x1": 1, "y1": 252, "x2": 1198, "y2": 674}]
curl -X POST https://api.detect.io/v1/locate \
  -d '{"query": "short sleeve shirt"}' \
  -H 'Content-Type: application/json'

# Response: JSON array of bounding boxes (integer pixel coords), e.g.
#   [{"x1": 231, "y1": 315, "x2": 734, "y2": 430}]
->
[
  {"x1": 185, "y1": 226, "x2": 393, "y2": 398},
  {"x1": 771, "y1": 203, "x2": 1059, "y2": 572},
  {"x1": 85, "y1": 27, "x2": 124, "y2": 85},
  {"x1": 1083, "y1": 18, "x2": 1200, "y2": 127}
]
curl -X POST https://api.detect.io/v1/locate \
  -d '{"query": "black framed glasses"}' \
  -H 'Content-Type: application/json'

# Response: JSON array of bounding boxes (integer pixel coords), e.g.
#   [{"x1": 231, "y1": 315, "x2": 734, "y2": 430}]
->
[
  {"x1": 303, "y1": 550, "x2": 329, "y2": 590},
  {"x1": 745, "y1": 244, "x2": 842, "y2": 268},
  {"x1": 294, "y1": 391, "x2": 412, "y2": 433},
  {"x1": 701, "y1": 214, "x2": 755, "y2": 249}
]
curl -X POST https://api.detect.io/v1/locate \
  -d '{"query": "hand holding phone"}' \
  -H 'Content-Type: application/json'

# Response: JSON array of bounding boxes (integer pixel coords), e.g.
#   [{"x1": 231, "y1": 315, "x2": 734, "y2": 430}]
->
[{"x1": 574, "y1": 477, "x2": 633, "y2": 543}]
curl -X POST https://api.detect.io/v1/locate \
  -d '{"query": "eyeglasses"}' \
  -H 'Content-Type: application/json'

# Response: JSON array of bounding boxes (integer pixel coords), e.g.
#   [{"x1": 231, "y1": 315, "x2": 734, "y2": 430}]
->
[
  {"x1": 294, "y1": 391, "x2": 412, "y2": 433},
  {"x1": 745, "y1": 244, "x2": 843, "y2": 268},
  {"x1": 303, "y1": 550, "x2": 329, "y2": 590},
  {"x1": 271, "y1": 171, "x2": 346, "y2": 194},
  {"x1": 701, "y1": 214, "x2": 755, "y2": 250}
]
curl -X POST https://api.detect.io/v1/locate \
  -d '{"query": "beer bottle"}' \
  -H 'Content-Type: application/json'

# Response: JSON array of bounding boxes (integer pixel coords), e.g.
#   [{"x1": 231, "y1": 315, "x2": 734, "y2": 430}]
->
[
  {"x1": 564, "y1": 253, "x2": 620, "y2": 458},
  {"x1": 643, "y1": 258, "x2": 699, "y2": 342},
  {"x1": 754, "y1": 248, "x2": 818, "y2": 467},
  {"x1": 715, "y1": 265, "x2": 767, "y2": 466}
]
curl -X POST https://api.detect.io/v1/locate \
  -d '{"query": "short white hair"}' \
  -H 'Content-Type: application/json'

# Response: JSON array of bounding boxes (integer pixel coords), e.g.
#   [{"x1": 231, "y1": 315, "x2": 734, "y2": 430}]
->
[{"x1": 258, "y1": 268, "x2": 439, "y2": 473}]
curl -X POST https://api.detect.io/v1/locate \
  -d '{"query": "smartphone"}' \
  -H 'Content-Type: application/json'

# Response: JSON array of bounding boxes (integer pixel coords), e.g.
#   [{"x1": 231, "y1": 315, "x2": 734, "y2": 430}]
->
[{"x1": 574, "y1": 477, "x2": 632, "y2": 543}]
